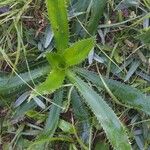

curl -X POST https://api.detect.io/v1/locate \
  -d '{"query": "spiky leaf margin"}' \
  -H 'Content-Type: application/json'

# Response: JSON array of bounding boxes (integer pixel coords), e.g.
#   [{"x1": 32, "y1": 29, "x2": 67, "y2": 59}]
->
[
  {"x1": 67, "y1": 71, "x2": 132, "y2": 150},
  {"x1": 75, "y1": 68, "x2": 150, "y2": 115},
  {"x1": 46, "y1": 0, "x2": 69, "y2": 51},
  {"x1": 0, "y1": 66, "x2": 50, "y2": 96},
  {"x1": 33, "y1": 69, "x2": 65, "y2": 96},
  {"x1": 62, "y1": 38, "x2": 95, "y2": 67}
]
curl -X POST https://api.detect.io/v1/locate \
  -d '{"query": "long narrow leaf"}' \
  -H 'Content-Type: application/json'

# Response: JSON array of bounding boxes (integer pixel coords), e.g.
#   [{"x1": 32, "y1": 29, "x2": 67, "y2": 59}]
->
[
  {"x1": 44, "y1": 89, "x2": 63, "y2": 135},
  {"x1": 67, "y1": 71, "x2": 131, "y2": 150},
  {"x1": 75, "y1": 68, "x2": 150, "y2": 115},
  {"x1": 87, "y1": 0, "x2": 107, "y2": 35},
  {"x1": 124, "y1": 60, "x2": 140, "y2": 82},
  {"x1": 35, "y1": 89, "x2": 64, "y2": 150},
  {"x1": 0, "y1": 65, "x2": 50, "y2": 96},
  {"x1": 46, "y1": 0, "x2": 69, "y2": 51},
  {"x1": 71, "y1": 89, "x2": 91, "y2": 144}
]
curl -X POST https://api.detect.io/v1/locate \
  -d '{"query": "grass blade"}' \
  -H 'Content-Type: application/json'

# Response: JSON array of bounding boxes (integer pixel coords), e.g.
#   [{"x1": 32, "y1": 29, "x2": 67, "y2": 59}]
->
[
  {"x1": 33, "y1": 69, "x2": 65, "y2": 96},
  {"x1": 13, "y1": 100, "x2": 37, "y2": 120}
]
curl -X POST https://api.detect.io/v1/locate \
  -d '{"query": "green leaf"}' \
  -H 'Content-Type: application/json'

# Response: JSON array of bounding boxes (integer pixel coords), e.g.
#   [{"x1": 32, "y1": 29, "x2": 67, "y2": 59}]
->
[
  {"x1": 26, "y1": 110, "x2": 46, "y2": 121},
  {"x1": 75, "y1": 68, "x2": 150, "y2": 115},
  {"x1": 94, "y1": 141, "x2": 109, "y2": 150},
  {"x1": 58, "y1": 119, "x2": 74, "y2": 133},
  {"x1": 33, "y1": 69, "x2": 65, "y2": 95},
  {"x1": 87, "y1": 0, "x2": 107, "y2": 35},
  {"x1": 0, "y1": 65, "x2": 50, "y2": 96},
  {"x1": 136, "y1": 27, "x2": 150, "y2": 45},
  {"x1": 13, "y1": 100, "x2": 36, "y2": 119},
  {"x1": 46, "y1": 53, "x2": 66, "y2": 69},
  {"x1": 46, "y1": 0, "x2": 69, "y2": 51},
  {"x1": 116, "y1": 0, "x2": 140, "y2": 10},
  {"x1": 35, "y1": 90, "x2": 64, "y2": 150},
  {"x1": 67, "y1": 71, "x2": 131, "y2": 150},
  {"x1": 124, "y1": 60, "x2": 140, "y2": 82},
  {"x1": 28, "y1": 136, "x2": 73, "y2": 150},
  {"x1": 44, "y1": 89, "x2": 63, "y2": 136},
  {"x1": 71, "y1": 89, "x2": 91, "y2": 144},
  {"x1": 71, "y1": 89, "x2": 90, "y2": 120},
  {"x1": 62, "y1": 38, "x2": 95, "y2": 67}
]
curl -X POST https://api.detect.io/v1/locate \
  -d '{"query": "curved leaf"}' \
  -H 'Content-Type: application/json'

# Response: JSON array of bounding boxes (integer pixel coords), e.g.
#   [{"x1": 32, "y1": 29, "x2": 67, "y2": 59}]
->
[
  {"x1": 62, "y1": 38, "x2": 95, "y2": 67},
  {"x1": 67, "y1": 71, "x2": 131, "y2": 150},
  {"x1": 0, "y1": 65, "x2": 50, "y2": 96},
  {"x1": 33, "y1": 69, "x2": 65, "y2": 96},
  {"x1": 75, "y1": 68, "x2": 150, "y2": 115},
  {"x1": 46, "y1": 0, "x2": 69, "y2": 51}
]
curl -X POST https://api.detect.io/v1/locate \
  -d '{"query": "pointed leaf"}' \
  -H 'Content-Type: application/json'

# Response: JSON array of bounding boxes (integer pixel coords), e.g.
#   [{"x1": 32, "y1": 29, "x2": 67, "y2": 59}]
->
[
  {"x1": 46, "y1": 0, "x2": 69, "y2": 51},
  {"x1": 33, "y1": 69, "x2": 65, "y2": 95},
  {"x1": 71, "y1": 89, "x2": 90, "y2": 120},
  {"x1": 62, "y1": 38, "x2": 95, "y2": 67},
  {"x1": 67, "y1": 71, "x2": 131, "y2": 150},
  {"x1": 75, "y1": 68, "x2": 150, "y2": 115}
]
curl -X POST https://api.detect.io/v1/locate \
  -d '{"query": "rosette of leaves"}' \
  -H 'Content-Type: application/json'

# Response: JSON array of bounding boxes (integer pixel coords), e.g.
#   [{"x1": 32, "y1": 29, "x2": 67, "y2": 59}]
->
[
  {"x1": 1, "y1": 0, "x2": 150, "y2": 149},
  {"x1": 31, "y1": 37, "x2": 95, "y2": 96},
  {"x1": 30, "y1": 0, "x2": 132, "y2": 149}
]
